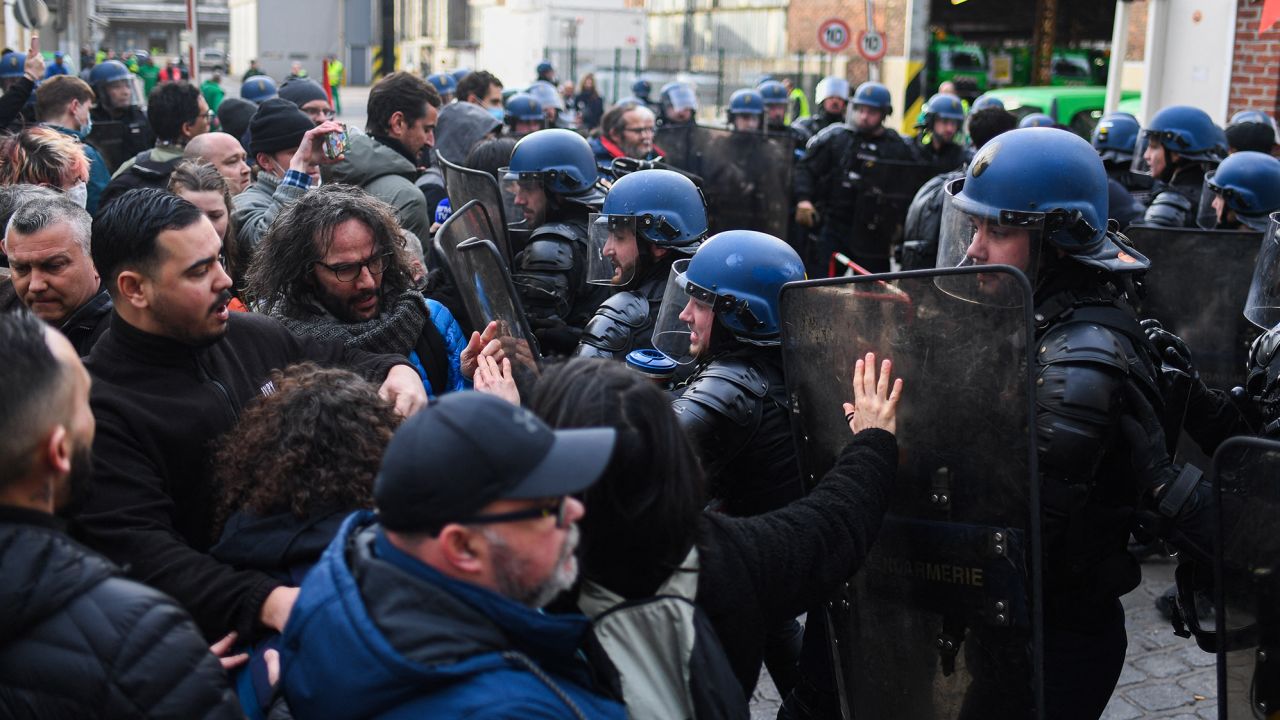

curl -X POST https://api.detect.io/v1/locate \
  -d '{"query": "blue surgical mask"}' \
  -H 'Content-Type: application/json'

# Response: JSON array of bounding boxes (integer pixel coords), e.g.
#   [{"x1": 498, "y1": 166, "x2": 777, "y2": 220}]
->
[
  {"x1": 77, "y1": 114, "x2": 93, "y2": 139},
  {"x1": 488, "y1": 106, "x2": 505, "y2": 122}
]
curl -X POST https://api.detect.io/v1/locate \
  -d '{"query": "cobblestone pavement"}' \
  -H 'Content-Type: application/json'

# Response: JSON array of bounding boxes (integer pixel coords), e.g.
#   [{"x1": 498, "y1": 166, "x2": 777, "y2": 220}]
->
[{"x1": 748, "y1": 555, "x2": 1219, "y2": 719}]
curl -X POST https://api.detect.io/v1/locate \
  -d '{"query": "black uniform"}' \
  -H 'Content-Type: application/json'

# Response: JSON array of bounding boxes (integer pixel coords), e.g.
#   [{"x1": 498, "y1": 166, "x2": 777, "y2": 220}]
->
[
  {"x1": 87, "y1": 105, "x2": 155, "y2": 173},
  {"x1": 1140, "y1": 164, "x2": 1208, "y2": 229},
  {"x1": 511, "y1": 202, "x2": 610, "y2": 355},
  {"x1": 900, "y1": 169, "x2": 964, "y2": 270},
  {"x1": 793, "y1": 122, "x2": 915, "y2": 274},
  {"x1": 791, "y1": 111, "x2": 842, "y2": 145},
  {"x1": 574, "y1": 255, "x2": 675, "y2": 360},
  {"x1": 909, "y1": 133, "x2": 970, "y2": 175}
]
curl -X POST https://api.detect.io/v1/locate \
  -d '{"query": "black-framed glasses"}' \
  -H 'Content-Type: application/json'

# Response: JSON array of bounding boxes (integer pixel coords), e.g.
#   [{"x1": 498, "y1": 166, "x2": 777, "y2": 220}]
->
[
  {"x1": 460, "y1": 497, "x2": 569, "y2": 529},
  {"x1": 314, "y1": 252, "x2": 393, "y2": 282}
]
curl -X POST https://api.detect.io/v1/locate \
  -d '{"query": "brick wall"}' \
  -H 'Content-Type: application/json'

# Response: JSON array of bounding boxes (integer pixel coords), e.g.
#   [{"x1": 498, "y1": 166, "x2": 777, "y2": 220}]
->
[
  {"x1": 1230, "y1": 0, "x2": 1280, "y2": 116},
  {"x1": 786, "y1": 0, "x2": 907, "y2": 85}
]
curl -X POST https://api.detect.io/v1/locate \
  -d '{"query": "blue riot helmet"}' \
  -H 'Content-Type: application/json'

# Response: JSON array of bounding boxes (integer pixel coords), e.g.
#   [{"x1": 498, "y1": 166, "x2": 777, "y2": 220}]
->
[
  {"x1": 241, "y1": 75, "x2": 278, "y2": 104},
  {"x1": 1197, "y1": 151, "x2": 1280, "y2": 231},
  {"x1": 921, "y1": 93, "x2": 966, "y2": 129},
  {"x1": 450, "y1": 67, "x2": 472, "y2": 83},
  {"x1": 1091, "y1": 112, "x2": 1141, "y2": 164},
  {"x1": 971, "y1": 94, "x2": 1005, "y2": 112},
  {"x1": 504, "y1": 92, "x2": 545, "y2": 135},
  {"x1": 1133, "y1": 105, "x2": 1227, "y2": 176},
  {"x1": 536, "y1": 60, "x2": 555, "y2": 81},
  {"x1": 588, "y1": 169, "x2": 707, "y2": 286},
  {"x1": 426, "y1": 72, "x2": 458, "y2": 102},
  {"x1": 659, "y1": 81, "x2": 698, "y2": 125},
  {"x1": 501, "y1": 128, "x2": 603, "y2": 212},
  {"x1": 632, "y1": 78, "x2": 653, "y2": 101},
  {"x1": 852, "y1": 81, "x2": 893, "y2": 114},
  {"x1": 526, "y1": 80, "x2": 564, "y2": 112},
  {"x1": 1018, "y1": 113, "x2": 1056, "y2": 129},
  {"x1": 1226, "y1": 110, "x2": 1278, "y2": 154},
  {"x1": 652, "y1": 230, "x2": 806, "y2": 363},
  {"x1": 757, "y1": 80, "x2": 788, "y2": 107},
  {"x1": 0, "y1": 52, "x2": 25, "y2": 91},
  {"x1": 727, "y1": 89, "x2": 764, "y2": 132},
  {"x1": 938, "y1": 128, "x2": 1148, "y2": 303}
]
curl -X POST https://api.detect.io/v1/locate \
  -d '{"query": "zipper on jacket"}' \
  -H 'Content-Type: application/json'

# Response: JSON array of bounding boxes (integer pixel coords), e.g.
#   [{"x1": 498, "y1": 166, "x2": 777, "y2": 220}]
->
[{"x1": 193, "y1": 353, "x2": 238, "y2": 424}]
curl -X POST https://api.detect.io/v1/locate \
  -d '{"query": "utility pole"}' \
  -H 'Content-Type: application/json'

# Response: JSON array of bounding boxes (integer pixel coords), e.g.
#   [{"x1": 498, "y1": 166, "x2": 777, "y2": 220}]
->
[
  {"x1": 185, "y1": 0, "x2": 198, "y2": 78},
  {"x1": 1031, "y1": 0, "x2": 1058, "y2": 85}
]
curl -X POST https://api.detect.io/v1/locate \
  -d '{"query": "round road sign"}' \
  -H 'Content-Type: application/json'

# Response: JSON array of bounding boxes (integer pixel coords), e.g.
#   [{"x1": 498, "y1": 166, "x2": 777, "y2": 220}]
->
[
  {"x1": 857, "y1": 29, "x2": 887, "y2": 62},
  {"x1": 817, "y1": 18, "x2": 852, "y2": 54}
]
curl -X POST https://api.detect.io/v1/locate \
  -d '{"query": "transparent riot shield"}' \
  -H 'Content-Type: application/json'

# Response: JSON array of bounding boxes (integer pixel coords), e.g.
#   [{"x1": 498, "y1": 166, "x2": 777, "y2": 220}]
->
[
  {"x1": 655, "y1": 124, "x2": 792, "y2": 238},
  {"x1": 1125, "y1": 225, "x2": 1262, "y2": 421},
  {"x1": 434, "y1": 200, "x2": 541, "y2": 381},
  {"x1": 849, "y1": 154, "x2": 940, "y2": 265},
  {"x1": 1212, "y1": 436, "x2": 1280, "y2": 719},
  {"x1": 438, "y1": 153, "x2": 514, "y2": 264},
  {"x1": 780, "y1": 265, "x2": 1042, "y2": 720}
]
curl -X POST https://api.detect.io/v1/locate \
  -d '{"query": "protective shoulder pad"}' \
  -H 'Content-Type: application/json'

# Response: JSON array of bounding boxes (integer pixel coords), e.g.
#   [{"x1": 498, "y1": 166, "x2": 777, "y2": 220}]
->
[
  {"x1": 516, "y1": 236, "x2": 575, "y2": 272},
  {"x1": 677, "y1": 358, "x2": 769, "y2": 427},
  {"x1": 805, "y1": 122, "x2": 850, "y2": 151},
  {"x1": 1038, "y1": 322, "x2": 1129, "y2": 372},
  {"x1": 1141, "y1": 189, "x2": 1193, "y2": 228},
  {"x1": 578, "y1": 292, "x2": 651, "y2": 354},
  {"x1": 530, "y1": 221, "x2": 588, "y2": 247}
]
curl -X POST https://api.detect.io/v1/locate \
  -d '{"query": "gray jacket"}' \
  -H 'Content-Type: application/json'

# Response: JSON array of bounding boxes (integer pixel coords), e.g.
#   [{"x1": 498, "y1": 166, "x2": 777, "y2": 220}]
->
[
  {"x1": 328, "y1": 134, "x2": 432, "y2": 241},
  {"x1": 232, "y1": 171, "x2": 308, "y2": 258}
]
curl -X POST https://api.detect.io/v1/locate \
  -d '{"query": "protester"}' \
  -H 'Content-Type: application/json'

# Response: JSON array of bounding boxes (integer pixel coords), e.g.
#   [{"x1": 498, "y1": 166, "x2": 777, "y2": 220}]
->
[
  {"x1": 169, "y1": 159, "x2": 245, "y2": 299},
  {"x1": 247, "y1": 184, "x2": 481, "y2": 399},
  {"x1": 590, "y1": 100, "x2": 661, "y2": 179},
  {"x1": 279, "y1": 391, "x2": 625, "y2": 719},
  {"x1": 201, "y1": 71, "x2": 225, "y2": 113},
  {"x1": 2, "y1": 194, "x2": 110, "y2": 354},
  {"x1": 35, "y1": 75, "x2": 109, "y2": 212},
  {"x1": 0, "y1": 126, "x2": 90, "y2": 199},
  {"x1": 279, "y1": 77, "x2": 335, "y2": 125},
  {"x1": 75, "y1": 188, "x2": 426, "y2": 642},
  {"x1": 574, "y1": 72, "x2": 604, "y2": 132},
  {"x1": 184, "y1": 131, "x2": 252, "y2": 195},
  {"x1": 329, "y1": 71, "x2": 438, "y2": 241},
  {"x1": 457, "y1": 69, "x2": 504, "y2": 117},
  {"x1": 0, "y1": 310, "x2": 242, "y2": 719}
]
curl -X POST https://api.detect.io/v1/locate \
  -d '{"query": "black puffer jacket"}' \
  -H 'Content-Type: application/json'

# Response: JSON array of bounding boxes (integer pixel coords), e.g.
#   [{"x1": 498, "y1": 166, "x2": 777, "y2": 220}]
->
[{"x1": 0, "y1": 507, "x2": 241, "y2": 719}]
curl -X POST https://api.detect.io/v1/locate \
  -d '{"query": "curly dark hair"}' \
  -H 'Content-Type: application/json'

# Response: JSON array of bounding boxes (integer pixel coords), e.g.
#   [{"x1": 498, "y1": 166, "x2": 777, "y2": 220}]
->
[
  {"x1": 211, "y1": 362, "x2": 401, "y2": 533},
  {"x1": 245, "y1": 183, "x2": 415, "y2": 315}
]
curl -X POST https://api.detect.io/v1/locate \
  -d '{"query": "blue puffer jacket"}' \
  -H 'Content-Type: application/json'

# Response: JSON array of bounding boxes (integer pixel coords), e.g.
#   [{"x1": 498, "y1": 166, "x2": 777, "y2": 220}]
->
[
  {"x1": 408, "y1": 298, "x2": 470, "y2": 399},
  {"x1": 280, "y1": 511, "x2": 626, "y2": 720}
]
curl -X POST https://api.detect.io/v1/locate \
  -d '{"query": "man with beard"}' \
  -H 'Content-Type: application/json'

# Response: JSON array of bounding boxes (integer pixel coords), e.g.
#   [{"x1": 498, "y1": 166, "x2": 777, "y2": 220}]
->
[
  {"x1": 574, "y1": 169, "x2": 706, "y2": 359},
  {"x1": 248, "y1": 184, "x2": 494, "y2": 400},
  {"x1": 590, "y1": 101, "x2": 662, "y2": 181},
  {"x1": 792, "y1": 76, "x2": 848, "y2": 143},
  {"x1": 0, "y1": 311, "x2": 241, "y2": 718},
  {"x1": 910, "y1": 92, "x2": 970, "y2": 173},
  {"x1": 278, "y1": 391, "x2": 625, "y2": 719},
  {"x1": 505, "y1": 128, "x2": 610, "y2": 354},
  {"x1": 75, "y1": 188, "x2": 426, "y2": 643}
]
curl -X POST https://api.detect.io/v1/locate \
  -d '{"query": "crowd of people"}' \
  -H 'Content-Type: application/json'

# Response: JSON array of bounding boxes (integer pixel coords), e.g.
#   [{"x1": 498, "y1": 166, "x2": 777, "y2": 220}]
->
[{"x1": 0, "y1": 46, "x2": 1278, "y2": 720}]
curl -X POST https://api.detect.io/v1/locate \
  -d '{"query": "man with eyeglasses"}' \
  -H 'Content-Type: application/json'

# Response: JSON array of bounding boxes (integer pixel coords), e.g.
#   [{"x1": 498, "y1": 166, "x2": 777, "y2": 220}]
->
[
  {"x1": 75, "y1": 188, "x2": 426, "y2": 647},
  {"x1": 98, "y1": 81, "x2": 212, "y2": 210},
  {"x1": 279, "y1": 77, "x2": 336, "y2": 126},
  {"x1": 279, "y1": 391, "x2": 625, "y2": 719},
  {"x1": 589, "y1": 100, "x2": 663, "y2": 182},
  {"x1": 233, "y1": 98, "x2": 346, "y2": 258},
  {"x1": 247, "y1": 184, "x2": 495, "y2": 400}
]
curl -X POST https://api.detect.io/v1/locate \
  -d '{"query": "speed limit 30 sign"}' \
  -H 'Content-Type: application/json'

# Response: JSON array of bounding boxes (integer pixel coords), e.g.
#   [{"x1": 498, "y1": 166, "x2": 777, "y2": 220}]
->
[
  {"x1": 857, "y1": 29, "x2": 887, "y2": 61},
  {"x1": 817, "y1": 18, "x2": 852, "y2": 54}
]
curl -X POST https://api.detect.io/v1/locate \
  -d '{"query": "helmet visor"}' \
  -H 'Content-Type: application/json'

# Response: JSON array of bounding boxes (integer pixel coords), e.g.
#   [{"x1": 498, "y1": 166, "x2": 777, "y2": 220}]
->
[
  {"x1": 1244, "y1": 213, "x2": 1280, "y2": 330},
  {"x1": 499, "y1": 170, "x2": 538, "y2": 230},
  {"x1": 936, "y1": 178, "x2": 1043, "y2": 306},
  {"x1": 652, "y1": 258, "x2": 704, "y2": 365},
  {"x1": 99, "y1": 77, "x2": 141, "y2": 112},
  {"x1": 587, "y1": 214, "x2": 639, "y2": 286},
  {"x1": 1197, "y1": 170, "x2": 1223, "y2": 230},
  {"x1": 1130, "y1": 131, "x2": 1154, "y2": 176},
  {"x1": 664, "y1": 86, "x2": 698, "y2": 112}
]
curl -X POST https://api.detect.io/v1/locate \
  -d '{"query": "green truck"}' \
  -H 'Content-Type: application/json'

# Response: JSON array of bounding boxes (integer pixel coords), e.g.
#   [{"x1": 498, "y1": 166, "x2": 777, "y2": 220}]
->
[{"x1": 977, "y1": 85, "x2": 1142, "y2": 138}]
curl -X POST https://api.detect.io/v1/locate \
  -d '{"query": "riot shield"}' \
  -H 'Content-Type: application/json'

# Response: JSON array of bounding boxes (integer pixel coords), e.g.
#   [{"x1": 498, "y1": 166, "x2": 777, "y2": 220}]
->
[
  {"x1": 849, "y1": 154, "x2": 940, "y2": 266},
  {"x1": 780, "y1": 265, "x2": 1042, "y2": 719},
  {"x1": 434, "y1": 200, "x2": 541, "y2": 380},
  {"x1": 1126, "y1": 225, "x2": 1262, "y2": 392},
  {"x1": 85, "y1": 121, "x2": 132, "y2": 173},
  {"x1": 438, "y1": 153, "x2": 514, "y2": 265},
  {"x1": 1212, "y1": 436, "x2": 1280, "y2": 719},
  {"x1": 654, "y1": 124, "x2": 792, "y2": 238}
]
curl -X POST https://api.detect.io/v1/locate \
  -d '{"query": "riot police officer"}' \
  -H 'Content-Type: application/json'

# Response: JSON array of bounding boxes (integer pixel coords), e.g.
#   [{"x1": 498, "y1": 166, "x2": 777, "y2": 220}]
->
[
  {"x1": 240, "y1": 75, "x2": 278, "y2": 104},
  {"x1": 503, "y1": 128, "x2": 610, "y2": 354},
  {"x1": 726, "y1": 88, "x2": 764, "y2": 133},
  {"x1": 792, "y1": 76, "x2": 848, "y2": 143},
  {"x1": 911, "y1": 92, "x2": 970, "y2": 173},
  {"x1": 503, "y1": 92, "x2": 545, "y2": 137},
  {"x1": 1225, "y1": 109, "x2": 1277, "y2": 154},
  {"x1": 942, "y1": 126, "x2": 1219, "y2": 719},
  {"x1": 1198, "y1": 150, "x2": 1280, "y2": 232},
  {"x1": 657, "y1": 81, "x2": 698, "y2": 127},
  {"x1": 758, "y1": 79, "x2": 806, "y2": 150},
  {"x1": 426, "y1": 72, "x2": 457, "y2": 104},
  {"x1": 1137, "y1": 105, "x2": 1228, "y2": 228},
  {"x1": 86, "y1": 60, "x2": 154, "y2": 172},
  {"x1": 575, "y1": 169, "x2": 705, "y2": 359},
  {"x1": 793, "y1": 81, "x2": 915, "y2": 275},
  {"x1": 630, "y1": 78, "x2": 661, "y2": 117},
  {"x1": 1018, "y1": 112, "x2": 1056, "y2": 129},
  {"x1": 1090, "y1": 112, "x2": 1150, "y2": 227}
]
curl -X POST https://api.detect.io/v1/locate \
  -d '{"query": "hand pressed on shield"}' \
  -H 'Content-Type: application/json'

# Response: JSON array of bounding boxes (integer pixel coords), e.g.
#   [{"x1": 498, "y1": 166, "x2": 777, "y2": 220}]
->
[
  {"x1": 843, "y1": 352, "x2": 903, "y2": 436},
  {"x1": 473, "y1": 353, "x2": 520, "y2": 405},
  {"x1": 460, "y1": 320, "x2": 500, "y2": 380}
]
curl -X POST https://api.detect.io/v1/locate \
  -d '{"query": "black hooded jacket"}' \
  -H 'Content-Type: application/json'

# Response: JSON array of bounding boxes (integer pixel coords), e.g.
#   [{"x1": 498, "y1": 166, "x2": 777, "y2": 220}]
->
[{"x1": 0, "y1": 506, "x2": 241, "y2": 719}]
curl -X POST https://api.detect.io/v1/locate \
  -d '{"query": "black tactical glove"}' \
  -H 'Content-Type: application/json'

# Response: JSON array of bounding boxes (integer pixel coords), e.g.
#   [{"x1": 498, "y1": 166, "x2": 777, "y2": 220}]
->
[
  {"x1": 1142, "y1": 318, "x2": 1252, "y2": 454},
  {"x1": 1119, "y1": 382, "x2": 1215, "y2": 563},
  {"x1": 530, "y1": 316, "x2": 581, "y2": 357},
  {"x1": 1141, "y1": 319, "x2": 1199, "y2": 379}
]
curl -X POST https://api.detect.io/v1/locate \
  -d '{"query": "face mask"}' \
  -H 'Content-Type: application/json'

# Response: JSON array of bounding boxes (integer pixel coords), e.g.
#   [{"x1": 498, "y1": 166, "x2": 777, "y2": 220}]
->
[
  {"x1": 78, "y1": 113, "x2": 93, "y2": 139},
  {"x1": 488, "y1": 106, "x2": 505, "y2": 122},
  {"x1": 66, "y1": 181, "x2": 88, "y2": 208}
]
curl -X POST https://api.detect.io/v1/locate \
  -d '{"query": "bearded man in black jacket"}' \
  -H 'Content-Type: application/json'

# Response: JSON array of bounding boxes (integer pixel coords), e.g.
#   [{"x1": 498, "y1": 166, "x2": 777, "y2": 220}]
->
[
  {"x1": 74, "y1": 188, "x2": 427, "y2": 642},
  {"x1": 0, "y1": 310, "x2": 242, "y2": 719}
]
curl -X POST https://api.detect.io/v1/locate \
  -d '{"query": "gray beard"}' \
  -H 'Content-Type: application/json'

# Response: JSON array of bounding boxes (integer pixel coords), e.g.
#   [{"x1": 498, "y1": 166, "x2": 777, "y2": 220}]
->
[{"x1": 485, "y1": 524, "x2": 580, "y2": 608}]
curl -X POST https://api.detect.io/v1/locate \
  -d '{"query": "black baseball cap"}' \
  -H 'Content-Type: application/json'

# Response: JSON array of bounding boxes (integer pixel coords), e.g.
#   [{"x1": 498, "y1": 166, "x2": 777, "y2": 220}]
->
[{"x1": 374, "y1": 392, "x2": 617, "y2": 533}]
